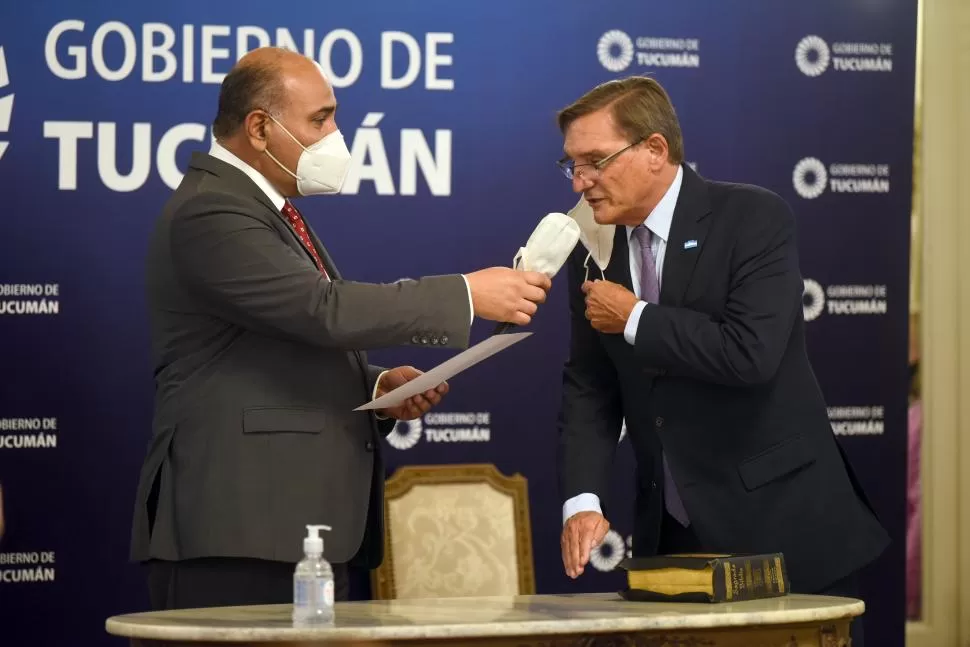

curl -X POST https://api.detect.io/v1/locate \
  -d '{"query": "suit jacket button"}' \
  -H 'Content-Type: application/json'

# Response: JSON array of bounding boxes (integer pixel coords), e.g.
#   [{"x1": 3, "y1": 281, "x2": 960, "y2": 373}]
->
[
  {"x1": 441, "y1": 335, "x2": 449, "y2": 344},
  {"x1": 411, "y1": 335, "x2": 420, "y2": 344},
  {"x1": 365, "y1": 440, "x2": 375, "y2": 451},
  {"x1": 431, "y1": 336, "x2": 440, "y2": 345},
  {"x1": 651, "y1": 481, "x2": 657, "y2": 489},
  {"x1": 420, "y1": 336, "x2": 429, "y2": 345},
  {"x1": 655, "y1": 417, "x2": 664, "y2": 427}
]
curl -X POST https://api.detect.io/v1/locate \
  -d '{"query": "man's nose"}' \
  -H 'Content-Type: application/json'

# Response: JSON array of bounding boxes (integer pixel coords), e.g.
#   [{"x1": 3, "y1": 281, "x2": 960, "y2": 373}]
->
[{"x1": 572, "y1": 173, "x2": 594, "y2": 193}]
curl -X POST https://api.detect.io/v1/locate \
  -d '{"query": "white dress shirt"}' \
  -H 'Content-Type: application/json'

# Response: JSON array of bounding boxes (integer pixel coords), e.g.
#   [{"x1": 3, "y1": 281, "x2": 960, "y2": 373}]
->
[
  {"x1": 209, "y1": 140, "x2": 286, "y2": 211},
  {"x1": 562, "y1": 165, "x2": 684, "y2": 524}
]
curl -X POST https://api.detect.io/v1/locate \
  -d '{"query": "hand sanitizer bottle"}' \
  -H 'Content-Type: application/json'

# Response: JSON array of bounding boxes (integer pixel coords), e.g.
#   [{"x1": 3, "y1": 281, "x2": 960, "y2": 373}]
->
[{"x1": 292, "y1": 524, "x2": 334, "y2": 625}]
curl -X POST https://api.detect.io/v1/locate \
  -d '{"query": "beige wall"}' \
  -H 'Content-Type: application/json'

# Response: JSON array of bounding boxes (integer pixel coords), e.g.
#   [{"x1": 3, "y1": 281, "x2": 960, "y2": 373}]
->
[{"x1": 906, "y1": 0, "x2": 970, "y2": 645}]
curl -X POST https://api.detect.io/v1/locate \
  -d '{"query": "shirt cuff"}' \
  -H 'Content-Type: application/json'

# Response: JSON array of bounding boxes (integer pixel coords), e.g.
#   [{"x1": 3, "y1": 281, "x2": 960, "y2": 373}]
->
[
  {"x1": 461, "y1": 275, "x2": 474, "y2": 324},
  {"x1": 562, "y1": 493, "x2": 602, "y2": 525},
  {"x1": 373, "y1": 370, "x2": 389, "y2": 420},
  {"x1": 624, "y1": 301, "x2": 647, "y2": 346}
]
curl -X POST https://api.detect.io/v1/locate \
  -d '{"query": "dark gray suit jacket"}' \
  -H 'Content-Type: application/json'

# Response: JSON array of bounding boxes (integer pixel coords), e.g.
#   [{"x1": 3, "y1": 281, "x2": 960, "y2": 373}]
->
[{"x1": 130, "y1": 152, "x2": 471, "y2": 568}]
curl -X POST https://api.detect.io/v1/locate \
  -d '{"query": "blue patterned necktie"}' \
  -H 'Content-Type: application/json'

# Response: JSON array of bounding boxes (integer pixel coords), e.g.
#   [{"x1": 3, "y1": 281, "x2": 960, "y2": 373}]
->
[{"x1": 632, "y1": 226, "x2": 690, "y2": 527}]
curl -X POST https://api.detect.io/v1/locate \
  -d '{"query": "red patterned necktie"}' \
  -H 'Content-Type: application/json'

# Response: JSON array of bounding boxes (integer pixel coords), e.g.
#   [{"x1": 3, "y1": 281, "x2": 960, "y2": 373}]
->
[{"x1": 281, "y1": 199, "x2": 329, "y2": 278}]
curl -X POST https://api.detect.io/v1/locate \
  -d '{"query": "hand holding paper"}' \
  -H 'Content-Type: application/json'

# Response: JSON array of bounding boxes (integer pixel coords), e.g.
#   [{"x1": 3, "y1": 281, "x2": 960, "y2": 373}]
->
[
  {"x1": 373, "y1": 365, "x2": 449, "y2": 421},
  {"x1": 355, "y1": 332, "x2": 532, "y2": 411}
]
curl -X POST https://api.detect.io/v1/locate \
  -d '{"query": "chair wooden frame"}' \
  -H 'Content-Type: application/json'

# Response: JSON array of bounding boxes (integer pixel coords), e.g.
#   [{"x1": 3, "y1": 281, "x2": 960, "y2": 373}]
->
[{"x1": 370, "y1": 463, "x2": 536, "y2": 600}]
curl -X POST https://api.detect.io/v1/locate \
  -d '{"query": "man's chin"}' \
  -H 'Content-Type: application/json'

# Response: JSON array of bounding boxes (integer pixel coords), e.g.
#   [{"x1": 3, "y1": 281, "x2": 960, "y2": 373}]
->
[{"x1": 592, "y1": 209, "x2": 615, "y2": 225}]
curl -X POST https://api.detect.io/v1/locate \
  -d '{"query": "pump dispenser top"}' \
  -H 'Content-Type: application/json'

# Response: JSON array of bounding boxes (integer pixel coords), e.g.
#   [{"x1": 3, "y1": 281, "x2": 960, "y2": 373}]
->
[{"x1": 304, "y1": 524, "x2": 331, "y2": 557}]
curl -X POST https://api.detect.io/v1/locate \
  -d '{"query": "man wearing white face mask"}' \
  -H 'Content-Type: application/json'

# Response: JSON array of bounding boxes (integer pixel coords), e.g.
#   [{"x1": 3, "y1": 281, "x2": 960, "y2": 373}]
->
[{"x1": 130, "y1": 47, "x2": 551, "y2": 611}]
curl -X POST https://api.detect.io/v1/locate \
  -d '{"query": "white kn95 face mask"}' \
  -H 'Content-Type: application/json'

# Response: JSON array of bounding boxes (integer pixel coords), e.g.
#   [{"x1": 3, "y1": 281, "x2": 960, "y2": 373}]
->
[{"x1": 264, "y1": 116, "x2": 352, "y2": 196}]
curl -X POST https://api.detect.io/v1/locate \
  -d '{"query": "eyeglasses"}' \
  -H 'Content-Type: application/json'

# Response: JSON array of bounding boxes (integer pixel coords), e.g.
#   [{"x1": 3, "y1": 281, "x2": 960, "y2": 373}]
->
[{"x1": 556, "y1": 138, "x2": 644, "y2": 180}]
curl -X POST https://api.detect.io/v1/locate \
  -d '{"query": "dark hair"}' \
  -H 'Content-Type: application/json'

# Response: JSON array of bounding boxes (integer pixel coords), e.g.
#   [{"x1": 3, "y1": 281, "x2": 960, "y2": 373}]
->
[
  {"x1": 211, "y1": 55, "x2": 286, "y2": 139},
  {"x1": 557, "y1": 76, "x2": 684, "y2": 164}
]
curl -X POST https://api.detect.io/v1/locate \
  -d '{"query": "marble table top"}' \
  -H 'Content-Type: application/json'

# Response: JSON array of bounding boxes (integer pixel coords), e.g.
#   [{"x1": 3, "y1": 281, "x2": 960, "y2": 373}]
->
[{"x1": 105, "y1": 592, "x2": 863, "y2": 642}]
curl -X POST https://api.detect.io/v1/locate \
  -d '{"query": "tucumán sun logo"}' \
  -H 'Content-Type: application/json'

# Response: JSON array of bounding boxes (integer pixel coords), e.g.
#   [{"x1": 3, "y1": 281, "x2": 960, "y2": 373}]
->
[
  {"x1": 796, "y1": 34, "x2": 894, "y2": 77},
  {"x1": 589, "y1": 530, "x2": 631, "y2": 572},
  {"x1": 793, "y1": 158, "x2": 828, "y2": 200},
  {"x1": 597, "y1": 30, "x2": 635, "y2": 72},
  {"x1": 802, "y1": 279, "x2": 888, "y2": 320},
  {"x1": 385, "y1": 418, "x2": 422, "y2": 450},
  {"x1": 794, "y1": 157, "x2": 890, "y2": 199},
  {"x1": 0, "y1": 46, "x2": 13, "y2": 163},
  {"x1": 802, "y1": 279, "x2": 826, "y2": 322},
  {"x1": 795, "y1": 36, "x2": 831, "y2": 77}
]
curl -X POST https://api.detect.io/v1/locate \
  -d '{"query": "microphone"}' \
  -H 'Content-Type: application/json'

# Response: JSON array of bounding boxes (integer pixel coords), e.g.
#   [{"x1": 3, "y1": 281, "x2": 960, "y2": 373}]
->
[{"x1": 493, "y1": 212, "x2": 581, "y2": 334}]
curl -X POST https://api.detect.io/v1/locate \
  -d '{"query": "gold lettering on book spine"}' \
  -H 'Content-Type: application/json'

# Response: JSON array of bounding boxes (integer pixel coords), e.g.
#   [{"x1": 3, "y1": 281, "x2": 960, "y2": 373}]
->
[
  {"x1": 774, "y1": 556, "x2": 786, "y2": 593},
  {"x1": 724, "y1": 562, "x2": 733, "y2": 601}
]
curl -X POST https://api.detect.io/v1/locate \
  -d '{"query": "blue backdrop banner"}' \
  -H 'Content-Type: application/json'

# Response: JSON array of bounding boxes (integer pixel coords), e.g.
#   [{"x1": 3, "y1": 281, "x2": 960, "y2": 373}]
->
[{"x1": 0, "y1": 2, "x2": 914, "y2": 646}]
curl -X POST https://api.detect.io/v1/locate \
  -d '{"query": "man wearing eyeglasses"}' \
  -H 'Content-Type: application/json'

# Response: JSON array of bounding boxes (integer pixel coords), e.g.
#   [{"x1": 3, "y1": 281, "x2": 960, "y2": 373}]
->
[{"x1": 554, "y1": 76, "x2": 886, "y2": 645}]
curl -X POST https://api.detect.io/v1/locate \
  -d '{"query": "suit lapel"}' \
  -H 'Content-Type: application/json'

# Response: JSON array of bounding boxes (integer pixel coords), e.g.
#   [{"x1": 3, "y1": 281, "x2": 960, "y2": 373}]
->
[
  {"x1": 268, "y1": 199, "x2": 341, "y2": 281},
  {"x1": 278, "y1": 201, "x2": 336, "y2": 275},
  {"x1": 188, "y1": 153, "x2": 310, "y2": 266},
  {"x1": 189, "y1": 153, "x2": 332, "y2": 274},
  {"x1": 264, "y1": 202, "x2": 331, "y2": 274},
  {"x1": 278, "y1": 210, "x2": 319, "y2": 264},
  {"x1": 305, "y1": 224, "x2": 340, "y2": 280},
  {"x1": 660, "y1": 164, "x2": 713, "y2": 307}
]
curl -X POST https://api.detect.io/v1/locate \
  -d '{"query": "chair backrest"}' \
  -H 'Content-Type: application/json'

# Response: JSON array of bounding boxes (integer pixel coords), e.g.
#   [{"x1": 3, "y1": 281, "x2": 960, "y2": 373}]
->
[{"x1": 371, "y1": 464, "x2": 535, "y2": 600}]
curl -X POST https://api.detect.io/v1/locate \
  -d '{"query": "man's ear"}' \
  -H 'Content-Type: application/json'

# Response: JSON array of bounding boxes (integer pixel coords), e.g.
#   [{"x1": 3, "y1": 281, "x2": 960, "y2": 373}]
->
[
  {"x1": 645, "y1": 133, "x2": 670, "y2": 169},
  {"x1": 244, "y1": 110, "x2": 271, "y2": 153}
]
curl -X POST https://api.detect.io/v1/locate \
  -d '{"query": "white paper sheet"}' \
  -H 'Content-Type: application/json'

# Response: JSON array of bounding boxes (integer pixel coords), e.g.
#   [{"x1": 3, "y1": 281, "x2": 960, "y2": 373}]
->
[{"x1": 354, "y1": 332, "x2": 532, "y2": 411}]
